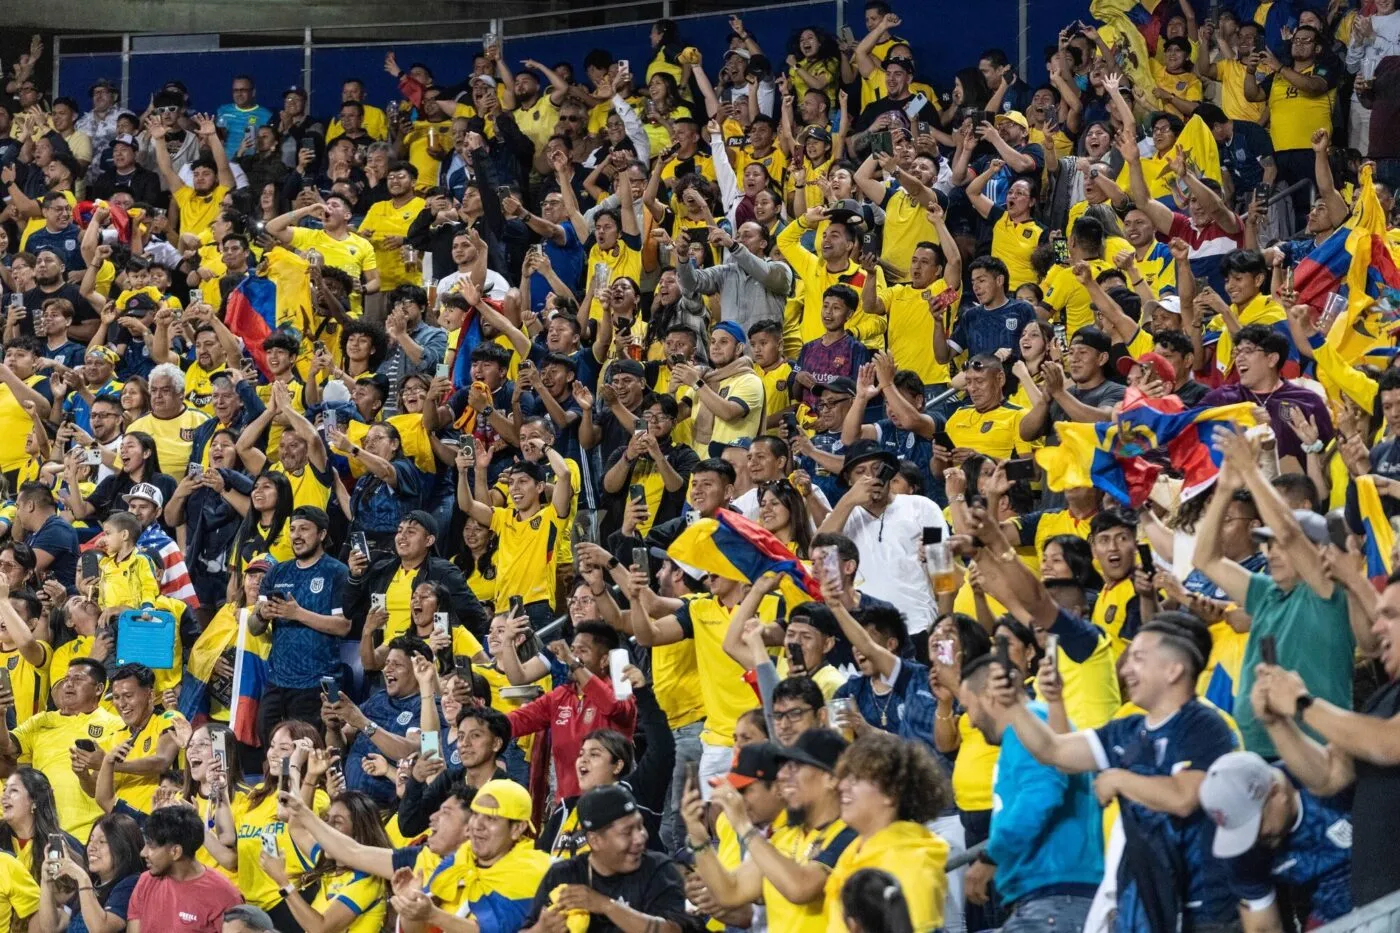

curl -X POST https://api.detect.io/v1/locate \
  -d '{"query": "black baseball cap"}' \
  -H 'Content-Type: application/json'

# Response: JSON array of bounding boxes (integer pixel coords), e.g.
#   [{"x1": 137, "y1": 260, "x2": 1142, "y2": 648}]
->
[
  {"x1": 721, "y1": 742, "x2": 783, "y2": 789},
  {"x1": 402, "y1": 509, "x2": 439, "y2": 537},
  {"x1": 609, "y1": 359, "x2": 645, "y2": 380},
  {"x1": 1070, "y1": 326, "x2": 1112, "y2": 356},
  {"x1": 576, "y1": 784, "x2": 640, "y2": 832},
  {"x1": 773, "y1": 728, "x2": 848, "y2": 773},
  {"x1": 839, "y1": 439, "x2": 899, "y2": 480},
  {"x1": 812, "y1": 377, "x2": 858, "y2": 399}
]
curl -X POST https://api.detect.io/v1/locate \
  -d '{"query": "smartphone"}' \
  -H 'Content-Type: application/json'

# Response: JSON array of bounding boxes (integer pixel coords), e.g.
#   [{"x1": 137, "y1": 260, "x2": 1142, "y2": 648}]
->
[
  {"x1": 320, "y1": 675, "x2": 340, "y2": 703},
  {"x1": 277, "y1": 757, "x2": 291, "y2": 794},
  {"x1": 902, "y1": 92, "x2": 929, "y2": 119},
  {"x1": 186, "y1": 462, "x2": 203, "y2": 478},
  {"x1": 1259, "y1": 634, "x2": 1278, "y2": 666},
  {"x1": 259, "y1": 828, "x2": 280, "y2": 858},
  {"x1": 313, "y1": 339, "x2": 327, "y2": 356},
  {"x1": 786, "y1": 641, "x2": 805, "y2": 671},
  {"x1": 1137, "y1": 543, "x2": 1155, "y2": 575},
  {"x1": 922, "y1": 526, "x2": 943, "y2": 546},
  {"x1": 1050, "y1": 230, "x2": 1069, "y2": 265},
  {"x1": 80, "y1": 551, "x2": 101, "y2": 581},
  {"x1": 81, "y1": 446, "x2": 102, "y2": 468},
  {"x1": 509, "y1": 594, "x2": 524, "y2": 617},
  {"x1": 875, "y1": 462, "x2": 897, "y2": 484},
  {"x1": 433, "y1": 612, "x2": 454, "y2": 674},
  {"x1": 46, "y1": 834, "x2": 63, "y2": 863},
  {"x1": 0, "y1": 668, "x2": 12, "y2": 696},
  {"x1": 837, "y1": 24, "x2": 856, "y2": 44},
  {"x1": 994, "y1": 634, "x2": 1011, "y2": 672},
  {"x1": 212, "y1": 730, "x2": 228, "y2": 771},
  {"x1": 370, "y1": 593, "x2": 386, "y2": 612},
  {"x1": 351, "y1": 531, "x2": 370, "y2": 561},
  {"x1": 74, "y1": 738, "x2": 98, "y2": 752},
  {"x1": 632, "y1": 546, "x2": 649, "y2": 575},
  {"x1": 420, "y1": 729, "x2": 441, "y2": 760},
  {"x1": 869, "y1": 130, "x2": 894, "y2": 156},
  {"x1": 1045, "y1": 633, "x2": 1060, "y2": 673},
  {"x1": 1326, "y1": 509, "x2": 1350, "y2": 551},
  {"x1": 435, "y1": 363, "x2": 450, "y2": 380},
  {"x1": 783, "y1": 412, "x2": 799, "y2": 437},
  {"x1": 628, "y1": 484, "x2": 647, "y2": 507},
  {"x1": 935, "y1": 638, "x2": 956, "y2": 666},
  {"x1": 454, "y1": 656, "x2": 474, "y2": 692},
  {"x1": 933, "y1": 430, "x2": 954, "y2": 451},
  {"x1": 618, "y1": 59, "x2": 631, "y2": 74},
  {"x1": 495, "y1": 185, "x2": 513, "y2": 201},
  {"x1": 633, "y1": 415, "x2": 647, "y2": 434},
  {"x1": 188, "y1": 288, "x2": 201, "y2": 306},
  {"x1": 1004, "y1": 458, "x2": 1034, "y2": 482}
]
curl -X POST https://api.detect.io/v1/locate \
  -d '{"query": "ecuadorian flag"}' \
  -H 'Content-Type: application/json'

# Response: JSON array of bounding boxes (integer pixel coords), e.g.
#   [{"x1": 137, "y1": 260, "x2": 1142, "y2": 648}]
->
[
  {"x1": 225, "y1": 274, "x2": 278, "y2": 378},
  {"x1": 228, "y1": 608, "x2": 271, "y2": 747},
  {"x1": 667, "y1": 510, "x2": 820, "y2": 606},
  {"x1": 459, "y1": 840, "x2": 554, "y2": 933},
  {"x1": 1355, "y1": 475, "x2": 1395, "y2": 589},
  {"x1": 1037, "y1": 403, "x2": 1261, "y2": 506},
  {"x1": 1295, "y1": 164, "x2": 1400, "y2": 365}
]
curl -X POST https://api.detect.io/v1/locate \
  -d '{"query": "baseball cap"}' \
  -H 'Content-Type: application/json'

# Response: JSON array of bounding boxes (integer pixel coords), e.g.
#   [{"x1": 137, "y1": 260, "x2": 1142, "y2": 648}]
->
[
  {"x1": 812, "y1": 377, "x2": 858, "y2": 399},
  {"x1": 609, "y1": 359, "x2": 646, "y2": 380},
  {"x1": 122, "y1": 482, "x2": 165, "y2": 509},
  {"x1": 1251, "y1": 509, "x2": 1330, "y2": 548},
  {"x1": 471, "y1": 779, "x2": 534, "y2": 826},
  {"x1": 1070, "y1": 326, "x2": 1112, "y2": 356},
  {"x1": 724, "y1": 48, "x2": 753, "y2": 61},
  {"x1": 800, "y1": 125, "x2": 833, "y2": 144},
  {"x1": 111, "y1": 134, "x2": 139, "y2": 150},
  {"x1": 245, "y1": 557, "x2": 275, "y2": 575},
  {"x1": 284, "y1": 86, "x2": 308, "y2": 100},
  {"x1": 883, "y1": 56, "x2": 916, "y2": 75},
  {"x1": 721, "y1": 741, "x2": 782, "y2": 789},
  {"x1": 1200, "y1": 751, "x2": 1280, "y2": 857},
  {"x1": 576, "y1": 784, "x2": 640, "y2": 832},
  {"x1": 355, "y1": 372, "x2": 392, "y2": 397},
  {"x1": 840, "y1": 439, "x2": 898, "y2": 480},
  {"x1": 1150, "y1": 294, "x2": 1182, "y2": 317},
  {"x1": 713, "y1": 320, "x2": 747, "y2": 346},
  {"x1": 402, "y1": 509, "x2": 439, "y2": 538},
  {"x1": 472, "y1": 74, "x2": 498, "y2": 88},
  {"x1": 995, "y1": 110, "x2": 1030, "y2": 130},
  {"x1": 772, "y1": 728, "x2": 848, "y2": 773},
  {"x1": 1116, "y1": 350, "x2": 1176, "y2": 385},
  {"x1": 825, "y1": 198, "x2": 868, "y2": 231}
]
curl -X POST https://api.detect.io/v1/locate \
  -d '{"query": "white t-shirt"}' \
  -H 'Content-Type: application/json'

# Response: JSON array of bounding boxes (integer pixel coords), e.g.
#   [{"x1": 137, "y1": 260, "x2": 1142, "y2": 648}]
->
[
  {"x1": 436, "y1": 269, "x2": 509, "y2": 301},
  {"x1": 841, "y1": 493, "x2": 946, "y2": 634}
]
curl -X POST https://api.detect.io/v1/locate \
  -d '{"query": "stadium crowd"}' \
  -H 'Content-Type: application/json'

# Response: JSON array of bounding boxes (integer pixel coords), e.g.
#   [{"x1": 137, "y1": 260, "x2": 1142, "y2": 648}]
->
[{"x1": 0, "y1": 0, "x2": 1398, "y2": 929}]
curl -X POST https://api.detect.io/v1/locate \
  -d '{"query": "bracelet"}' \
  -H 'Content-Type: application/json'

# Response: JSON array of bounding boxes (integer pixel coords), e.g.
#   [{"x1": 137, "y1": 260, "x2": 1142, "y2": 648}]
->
[
  {"x1": 606, "y1": 556, "x2": 620, "y2": 569},
  {"x1": 687, "y1": 837, "x2": 713, "y2": 855},
  {"x1": 740, "y1": 825, "x2": 763, "y2": 845}
]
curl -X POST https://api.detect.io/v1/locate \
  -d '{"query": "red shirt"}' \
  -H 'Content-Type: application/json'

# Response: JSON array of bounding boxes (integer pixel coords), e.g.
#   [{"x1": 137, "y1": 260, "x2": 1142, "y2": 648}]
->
[
  {"x1": 128, "y1": 866, "x2": 242, "y2": 932},
  {"x1": 507, "y1": 673, "x2": 637, "y2": 801}
]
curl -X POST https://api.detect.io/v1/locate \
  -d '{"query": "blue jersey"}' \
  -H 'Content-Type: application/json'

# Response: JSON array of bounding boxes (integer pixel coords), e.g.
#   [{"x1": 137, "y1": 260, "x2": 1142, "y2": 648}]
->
[
  {"x1": 260, "y1": 553, "x2": 349, "y2": 689},
  {"x1": 345, "y1": 690, "x2": 428, "y2": 806},
  {"x1": 874, "y1": 420, "x2": 933, "y2": 496},
  {"x1": 796, "y1": 430, "x2": 846, "y2": 505},
  {"x1": 1090, "y1": 699, "x2": 1239, "y2": 931},
  {"x1": 1224, "y1": 778, "x2": 1353, "y2": 925}
]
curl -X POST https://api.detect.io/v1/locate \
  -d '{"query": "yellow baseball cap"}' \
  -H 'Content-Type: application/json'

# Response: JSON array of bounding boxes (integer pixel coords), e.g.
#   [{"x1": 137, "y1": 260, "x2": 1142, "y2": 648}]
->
[{"x1": 471, "y1": 779, "x2": 534, "y2": 828}]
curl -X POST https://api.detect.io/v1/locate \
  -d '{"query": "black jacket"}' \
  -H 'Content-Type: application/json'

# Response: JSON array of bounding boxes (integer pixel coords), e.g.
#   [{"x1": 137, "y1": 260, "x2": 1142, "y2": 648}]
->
[{"x1": 344, "y1": 554, "x2": 487, "y2": 638}]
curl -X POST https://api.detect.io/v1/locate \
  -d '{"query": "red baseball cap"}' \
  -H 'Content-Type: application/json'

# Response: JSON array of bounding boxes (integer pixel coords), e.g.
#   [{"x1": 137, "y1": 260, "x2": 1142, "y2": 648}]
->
[{"x1": 1116, "y1": 350, "x2": 1176, "y2": 385}]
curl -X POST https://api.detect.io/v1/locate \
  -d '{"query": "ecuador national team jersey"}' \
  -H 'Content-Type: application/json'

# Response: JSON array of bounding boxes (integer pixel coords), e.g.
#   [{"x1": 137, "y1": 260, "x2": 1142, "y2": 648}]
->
[
  {"x1": 1087, "y1": 699, "x2": 1239, "y2": 930},
  {"x1": 675, "y1": 594, "x2": 782, "y2": 745},
  {"x1": 765, "y1": 812, "x2": 857, "y2": 933}
]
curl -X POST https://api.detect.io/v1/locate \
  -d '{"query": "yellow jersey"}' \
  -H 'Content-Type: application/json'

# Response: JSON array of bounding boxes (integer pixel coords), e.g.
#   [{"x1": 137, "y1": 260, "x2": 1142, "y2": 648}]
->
[
  {"x1": 943, "y1": 402, "x2": 1030, "y2": 460},
  {"x1": 759, "y1": 362, "x2": 794, "y2": 428},
  {"x1": 586, "y1": 239, "x2": 644, "y2": 321},
  {"x1": 1094, "y1": 575, "x2": 1141, "y2": 658},
  {"x1": 0, "y1": 375, "x2": 47, "y2": 473},
  {"x1": 403, "y1": 120, "x2": 454, "y2": 185},
  {"x1": 765, "y1": 811, "x2": 858, "y2": 933},
  {"x1": 268, "y1": 460, "x2": 333, "y2": 512},
  {"x1": 288, "y1": 227, "x2": 377, "y2": 317},
  {"x1": 361, "y1": 197, "x2": 426, "y2": 289},
  {"x1": 0, "y1": 852, "x2": 38, "y2": 930},
  {"x1": 127, "y1": 407, "x2": 212, "y2": 478},
  {"x1": 184, "y1": 360, "x2": 228, "y2": 415},
  {"x1": 1216, "y1": 59, "x2": 1267, "y2": 123},
  {"x1": 676, "y1": 594, "x2": 781, "y2": 745},
  {"x1": 882, "y1": 280, "x2": 954, "y2": 385},
  {"x1": 991, "y1": 210, "x2": 1045, "y2": 291},
  {"x1": 233, "y1": 785, "x2": 331, "y2": 909},
  {"x1": 951, "y1": 712, "x2": 999, "y2": 811},
  {"x1": 109, "y1": 710, "x2": 176, "y2": 814},
  {"x1": 490, "y1": 504, "x2": 569, "y2": 607},
  {"x1": 1266, "y1": 63, "x2": 1336, "y2": 151},
  {"x1": 879, "y1": 186, "x2": 938, "y2": 282},
  {"x1": 173, "y1": 184, "x2": 229, "y2": 239},
  {"x1": 1041, "y1": 260, "x2": 1114, "y2": 336},
  {"x1": 0, "y1": 641, "x2": 52, "y2": 727},
  {"x1": 13, "y1": 707, "x2": 125, "y2": 841}
]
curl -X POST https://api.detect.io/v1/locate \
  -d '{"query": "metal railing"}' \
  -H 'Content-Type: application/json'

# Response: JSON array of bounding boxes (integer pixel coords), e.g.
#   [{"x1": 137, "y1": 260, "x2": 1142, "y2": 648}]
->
[{"x1": 1315, "y1": 890, "x2": 1400, "y2": 932}]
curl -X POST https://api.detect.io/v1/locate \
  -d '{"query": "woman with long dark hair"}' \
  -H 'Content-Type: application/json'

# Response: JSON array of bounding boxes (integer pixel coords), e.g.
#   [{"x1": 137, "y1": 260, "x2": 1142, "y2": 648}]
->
[
  {"x1": 757, "y1": 479, "x2": 814, "y2": 558},
  {"x1": 67, "y1": 431, "x2": 176, "y2": 525},
  {"x1": 119, "y1": 377, "x2": 150, "y2": 426},
  {"x1": 362, "y1": 580, "x2": 488, "y2": 672},
  {"x1": 36, "y1": 811, "x2": 145, "y2": 933},
  {"x1": 786, "y1": 27, "x2": 840, "y2": 105},
  {"x1": 166, "y1": 427, "x2": 248, "y2": 614},
  {"x1": 261, "y1": 790, "x2": 389, "y2": 933},
  {"x1": 228, "y1": 470, "x2": 296, "y2": 573},
  {"x1": 334, "y1": 422, "x2": 425, "y2": 554},
  {"x1": 457, "y1": 516, "x2": 500, "y2": 611},
  {"x1": 841, "y1": 868, "x2": 915, "y2": 933},
  {"x1": 0, "y1": 769, "x2": 79, "y2": 884}
]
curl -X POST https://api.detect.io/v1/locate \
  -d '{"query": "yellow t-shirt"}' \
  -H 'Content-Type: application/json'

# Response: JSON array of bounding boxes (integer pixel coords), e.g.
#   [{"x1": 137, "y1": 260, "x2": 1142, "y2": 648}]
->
[
  {"x1": 1150, "y1": 62, "x2": 1205, "y2": 119},
  {"x1": 944, "y1": 403, "x2": 1030, "y2": 460},
  {"x1": 255, "y1": 377, "x2": 307, "y2": 461},
  {"x1": 1216, "y1": 59, "x2": 1267, "y2": 123},
  {"x1": 13, "y1": 707, "x2": 125, "y2": 841},
  {"x1": 951, "y1": 712, "x2": 999, "y2": 811},
  {"x1": 708, "y1": 370, "x2": 766, "y2": 448},
  {"x1": 1012, "y1": 507, "x2": 1093, "y2": 577},
  {"x1": 233, "y1": 786, "x2": 331, "y2": 909},
  {"x1": 382, "y1": 565, "x2": 418, "y2": 643},
  {"x1": 879, "y1": 187, "x2": 938, "y2": 282},
  {"x1": 0, "y1": 852, "x2": 38, "y2": 929},
  {"x1": 759, "y1": 362, "x2": 794, "y2": 428},
  {"x1": 765, "y1": 812, "x2": 857, "y2": 933},
  {"x1": 677, "y1": 594, "x2": 780, "y2": 746},
  {"x1": 585, "y1": 240, "x2": 644, "y2": 321},
  {"x1": 184, "y1": 360, "x2": 228, "y2": 415},
  {"x1": 652, "y1": 619, "x2": 705, "y2": 730},
  {"x1": 309, "y1": 867, "x2": 387, "y2": 933},
  {"x1": 108, "y1": 710, "x2": 176, "y2": 814},
  {"x1": 734, "y1": 145, "x2": 788, "y2": 188},
  {"x1": 516, "y1": 95, "x2": 562, "y2": 157},
  {"x1": 777, "y1": 220, "x2": 888, "y2": 349},
  {"x1": 1094, "y1": 575, "x2": 1140, "y2": 658},
  {"x1": 173, "y1": 184, "x2": 230, "y2": 239},
  {"x1": 360, "y1": 197, "x2": 426, "y2": 289},
  {"x1": 127, "y1": 407, "x2": 212, "y2": 478},
  {"x1": 0, "y1": 375, "x2": 47, "y2": 473},
  {"x1": 1267, "y1": 64, "x2": 1334, "y2": 151},
  {"x1": 288, "y1": 227, "x2": 377, "y2": 317},
  {"x1": 991, "y1": 211, "x2": 1045, "y2": 291},
  {"x1": 490, "y1": 504, "x2": 568, "y2": 607},
  {"x1": 0, "y1": 642, "x2": 52, "y2": 727},
  {"x1": 883, "y1": 280, "x2": 954, "y2": 385},
  {"x1": 268, "y1": 461, "x2": 333, "y2": 513},
  {"x1": 1041, "y1": 260, "x2": 1114, "y2": 336},
  {"x1": 403, "y1": 120, "x2": 453, "y2": 187}
]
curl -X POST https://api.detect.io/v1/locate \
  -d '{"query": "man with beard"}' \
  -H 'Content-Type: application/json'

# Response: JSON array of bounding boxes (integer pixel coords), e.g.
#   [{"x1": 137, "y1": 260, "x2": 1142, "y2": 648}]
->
[
  {"x1": 23, "y1": 193, "x2": 84, "y2": 274},
  {"x1": 22, "y1": 249, "x2": 102, "y2": 342},
  {"x1": 106, "y1": 662, "x2": 182, "y2": 814},
  {"x1": 89, "y1": 134, "x2": 162, "y2": 206},
  {"x1": 148, "y1": 114, "x2": 234, "y2": 240},
  {"x1": 670, "y1": 321, "x2": 765, "y2": 456},
  {"x1": 683, "y1": 728, "x2": 856, "y2": 932},
  {"x1": 523, "y1": 785, "x2": 689, "y2": 933},
  {"x1": 58, "y1": 389, "x2": 123, "y2": 478},
  {"x1": 267, "y1": 194, "x2": 379, "y2": 316},
  {"x1": 497, "y1": 57, "x2": 570, "y2": 157},
  {"x1": 360, "y1": 161, "x2": 427, "y2": 298},
  {"x1": 234, "y1": 389, "x2": 330, "y2": 512},
  {"x1": 250, "y1": 506, "x2": 349, "y2": 737},
  {"x1": 127, "y1": 806, "x2": 242, "y2": 932}
]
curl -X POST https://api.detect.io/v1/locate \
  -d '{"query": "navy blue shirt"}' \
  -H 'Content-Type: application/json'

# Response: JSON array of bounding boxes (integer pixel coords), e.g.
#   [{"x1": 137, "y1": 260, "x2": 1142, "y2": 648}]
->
[
  {"x1": 350, "y1": 457, "x2": 424, "y2": 535},
  {"x1": 1090, "y1": 699, "x2": 1239, "y2": 930},
  {"x1": 1223, "y1": 775, "x2": 1352, "y2": 925},
  {"x1": 66, "y1": 873, "x2": 137, "y2": 933},
  {"x1": 345, "y1": 689, "x2": 429, "y2": 806},
  {"x1": 874, "y1": 419, "x2": 933, "y2": 496},
  {"x1": 796, "y1": 430, "x2": 846, "y2": 505},
  {"x1": 1217, "y1": 120, "x2": 1273, "y2": 196},
  {"x1": 27, "y1": 513, "x2": 79, "y2": 589},
  {"x1": 25, "y1": 225, "x2": 85, "y2": 272},
  {"x1": 948, "y1": 298, "x2": 1039, "y2": 361},
  {"x1": 260, "y1": 552, "x2": 349, "y2": 688}
]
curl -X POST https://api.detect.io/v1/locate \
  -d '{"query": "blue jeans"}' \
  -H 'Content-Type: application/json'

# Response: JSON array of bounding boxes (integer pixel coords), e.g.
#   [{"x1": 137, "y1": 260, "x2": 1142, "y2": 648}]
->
[
  {"x1": 999, "y1": 893, "x2": 1093, "y2": 932},
  {"x1": 660, "y1": 719, "x2": 704, "y2": 854}
]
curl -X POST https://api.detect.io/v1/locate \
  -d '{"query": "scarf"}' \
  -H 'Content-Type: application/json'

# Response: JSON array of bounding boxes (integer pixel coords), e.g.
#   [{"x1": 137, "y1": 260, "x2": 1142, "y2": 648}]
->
[{"x1": 692, "y1": 356, "x2": 757, "y2": 449}]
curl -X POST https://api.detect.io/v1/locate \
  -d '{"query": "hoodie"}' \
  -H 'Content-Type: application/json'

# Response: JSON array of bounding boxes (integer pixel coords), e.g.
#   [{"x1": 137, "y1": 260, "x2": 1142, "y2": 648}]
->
[{"x1": 822, "y1": 820, "x2": 949, "y2": 933}]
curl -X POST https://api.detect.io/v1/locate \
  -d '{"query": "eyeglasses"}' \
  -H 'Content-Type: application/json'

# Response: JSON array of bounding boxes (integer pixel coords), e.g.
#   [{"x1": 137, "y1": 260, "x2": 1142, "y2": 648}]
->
[
  {"x1": 773, "y1": 707, "x2": 815, "y2": 724},
  {"x1": 567, "y1": 594, "x2": 597, "y2": 606},
  {"x1": 815, "y1": 399, "x2": 849, "y2": 411}
]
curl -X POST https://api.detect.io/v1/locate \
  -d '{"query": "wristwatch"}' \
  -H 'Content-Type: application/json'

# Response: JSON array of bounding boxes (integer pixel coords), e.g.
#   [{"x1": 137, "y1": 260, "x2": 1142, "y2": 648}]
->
[
  {"x1": 1294, "y1": 693, "x2": 1315, "y2": 723},
  {"x1": 1301, "y1": 440, "x2": 1324, "y2": 454},
  {"x1": 481, "y1": 406, "x2": 495, "y2": 418},
  {"x1": 362, "y1": 720, "x2": 380, "y2": 738}
]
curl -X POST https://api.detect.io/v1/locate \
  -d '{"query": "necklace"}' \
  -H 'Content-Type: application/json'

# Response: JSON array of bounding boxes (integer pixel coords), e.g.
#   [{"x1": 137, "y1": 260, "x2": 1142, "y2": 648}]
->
[{"x1": 870, "y1": 688, "x2": 896, "y2": 728}]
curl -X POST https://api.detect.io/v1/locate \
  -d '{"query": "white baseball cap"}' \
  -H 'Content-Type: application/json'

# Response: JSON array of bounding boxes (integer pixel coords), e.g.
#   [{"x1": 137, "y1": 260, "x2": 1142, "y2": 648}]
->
[
  {"x1": 1199, "y1": 751, "x2": 1279, "y2": 857},
  {"x1": 122, "y1": 482, "x2": 165, "y2": 509}
]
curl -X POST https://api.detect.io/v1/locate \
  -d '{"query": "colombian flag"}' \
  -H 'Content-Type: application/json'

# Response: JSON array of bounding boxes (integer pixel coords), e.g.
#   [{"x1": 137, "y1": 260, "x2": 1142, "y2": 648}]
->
[
  {"x1": 225, "y1": 274, "x2": 278, "y2": 379},
  {"x1": 1037, "y1": 403, "x2": 1262, "y2": 506},
  {"x1": 1355, "y1": 475, "x2": 1395, "y2": 588},
  {"x1": 228, "y1": 608, "x2": 271, "y2": 747},
  {"x1": 666, "y1": 510, "x2": 820, "y2": 606},
  {"x1": 1295, "y1": 164, "x2": 1400, "y2": 364}
]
